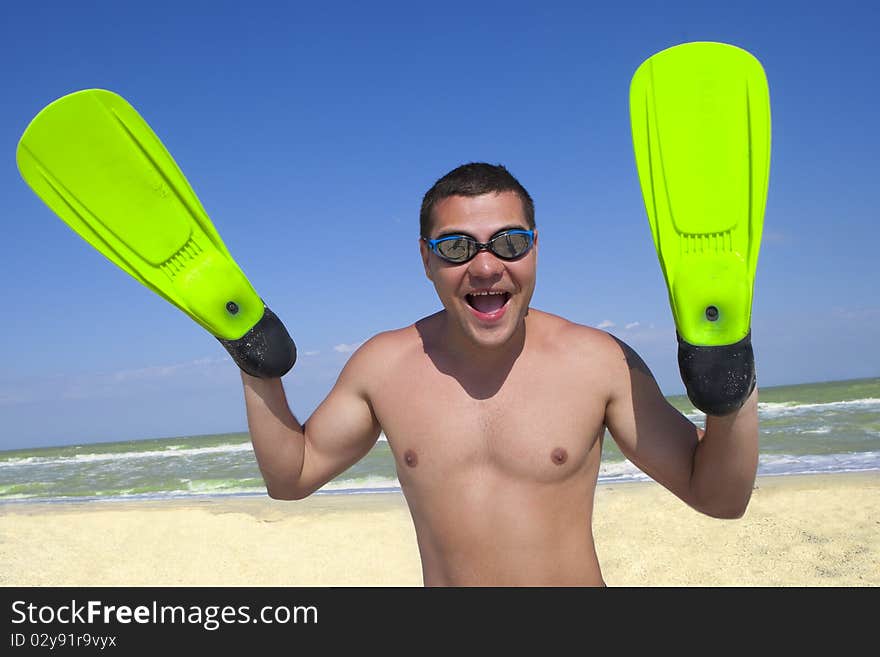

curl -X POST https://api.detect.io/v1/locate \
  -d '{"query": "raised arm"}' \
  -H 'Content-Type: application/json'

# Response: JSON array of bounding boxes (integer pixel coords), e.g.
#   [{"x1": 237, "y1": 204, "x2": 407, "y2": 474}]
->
[
  {"x1": 241, "y1": 338, "x2": 384, "y2": 500},
  {"x1": 603, "y1": 335, "x2": 759, "y2": 519}
]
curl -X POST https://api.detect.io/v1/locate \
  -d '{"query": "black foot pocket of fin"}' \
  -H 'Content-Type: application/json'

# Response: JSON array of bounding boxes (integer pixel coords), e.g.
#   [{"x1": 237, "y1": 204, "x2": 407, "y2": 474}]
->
[
  {"x1": 218, "y1": 305, "x2": 297, "y2": 378},
  {"x1": 677, "y1": 331, "x2": 756, "y2": 416}
]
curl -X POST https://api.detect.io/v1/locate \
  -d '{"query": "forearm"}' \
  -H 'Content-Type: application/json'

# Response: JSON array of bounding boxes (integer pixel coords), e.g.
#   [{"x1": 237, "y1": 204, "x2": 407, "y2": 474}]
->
[
  {"x1": 689, "y1": 386, "x2": 760, "y2": 518},
  {"x1": 240, "y1": 371, "x2": 307, "y2": 498}
]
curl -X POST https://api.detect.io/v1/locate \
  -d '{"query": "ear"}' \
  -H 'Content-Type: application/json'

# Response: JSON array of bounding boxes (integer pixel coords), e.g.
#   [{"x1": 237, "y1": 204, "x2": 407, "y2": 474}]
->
[{"x1": 419, "y1": 237, "x2": 433, "y2": 281}]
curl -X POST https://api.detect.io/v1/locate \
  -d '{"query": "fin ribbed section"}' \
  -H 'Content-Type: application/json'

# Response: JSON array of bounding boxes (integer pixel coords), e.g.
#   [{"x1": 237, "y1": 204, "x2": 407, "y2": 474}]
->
[
  {"x1": 679, "y1": 229, "x2": 733, "y2": 256},
  {"x1": 159, "y1": 237, "x2": 203, "y2": 278}
]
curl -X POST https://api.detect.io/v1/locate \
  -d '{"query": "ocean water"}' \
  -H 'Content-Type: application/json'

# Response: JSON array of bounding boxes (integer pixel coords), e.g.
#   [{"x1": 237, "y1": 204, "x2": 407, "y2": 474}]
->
[{"x1": 1, "y1": 377, "x2": 878, "y2": 504}]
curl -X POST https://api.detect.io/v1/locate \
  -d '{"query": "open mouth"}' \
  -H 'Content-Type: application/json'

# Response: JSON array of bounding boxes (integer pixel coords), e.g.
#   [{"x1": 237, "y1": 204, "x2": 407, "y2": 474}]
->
[{"x1": 465, "y1": 290, "x2": 511, "y2": 318}]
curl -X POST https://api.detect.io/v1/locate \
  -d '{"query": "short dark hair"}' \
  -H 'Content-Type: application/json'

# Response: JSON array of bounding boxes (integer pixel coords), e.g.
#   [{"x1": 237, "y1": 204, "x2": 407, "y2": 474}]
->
[{"x1": 419, "y1": 163, "x2": 535, "y2": 238}]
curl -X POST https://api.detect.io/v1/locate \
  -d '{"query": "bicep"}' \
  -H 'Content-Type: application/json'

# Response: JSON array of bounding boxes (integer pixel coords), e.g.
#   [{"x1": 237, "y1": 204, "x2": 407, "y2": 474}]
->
[
  {"x1": 603, "y1": 336, "x2": 701, "y2": 501},
  {"x1": 296, "y1": 352, "x2": 382, "y2": 497}
]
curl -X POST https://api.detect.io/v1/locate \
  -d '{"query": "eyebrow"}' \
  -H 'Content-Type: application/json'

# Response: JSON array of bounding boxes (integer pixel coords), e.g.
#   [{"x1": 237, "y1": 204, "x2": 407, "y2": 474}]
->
[{"x1": 434, "y1": 224, "x2": 530, "y2": 240}]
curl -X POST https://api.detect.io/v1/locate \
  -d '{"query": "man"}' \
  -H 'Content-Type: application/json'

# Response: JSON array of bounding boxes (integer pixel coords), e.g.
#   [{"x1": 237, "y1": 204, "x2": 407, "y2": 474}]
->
[{"x1": 240, "y1": 163, "x2": 759, "y2": 586}]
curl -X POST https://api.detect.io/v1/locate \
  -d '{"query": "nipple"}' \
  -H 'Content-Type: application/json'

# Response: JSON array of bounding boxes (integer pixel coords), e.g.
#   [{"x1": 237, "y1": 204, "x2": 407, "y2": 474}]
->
[
  {"x1": 551, "y1": 448, "x2": 568, "y2": 465},
  {"x1": 404, "y1": 450, "x2": 418, "y2": 467}
]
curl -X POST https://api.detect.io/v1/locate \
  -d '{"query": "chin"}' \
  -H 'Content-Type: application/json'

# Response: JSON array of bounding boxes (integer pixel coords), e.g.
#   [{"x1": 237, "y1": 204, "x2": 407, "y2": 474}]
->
[{"x1": 457, "y1": 303, "x2": 526, "y2": 351}]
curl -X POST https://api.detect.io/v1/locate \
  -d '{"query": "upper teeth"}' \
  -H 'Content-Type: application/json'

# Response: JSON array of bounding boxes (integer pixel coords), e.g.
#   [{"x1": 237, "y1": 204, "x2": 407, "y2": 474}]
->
[{"x1": 471, "y1": 291, "x2": 505, "y2": 295}]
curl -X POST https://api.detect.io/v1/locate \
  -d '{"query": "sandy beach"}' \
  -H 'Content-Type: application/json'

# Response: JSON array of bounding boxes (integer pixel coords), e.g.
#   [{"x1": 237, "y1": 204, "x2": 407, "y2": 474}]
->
[{"x1": 1, "y1": 472, "x2": 877, "y2": 587}]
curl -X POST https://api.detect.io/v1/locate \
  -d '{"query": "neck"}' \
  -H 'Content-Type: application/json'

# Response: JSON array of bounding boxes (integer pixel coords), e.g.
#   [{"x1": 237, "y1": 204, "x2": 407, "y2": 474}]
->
[
  {"x1": 417, "y1": 310, "x2": 532, "y2": 400},
  {"x1": 428, "y1": 310, "x2": 529, "y2": 392}
]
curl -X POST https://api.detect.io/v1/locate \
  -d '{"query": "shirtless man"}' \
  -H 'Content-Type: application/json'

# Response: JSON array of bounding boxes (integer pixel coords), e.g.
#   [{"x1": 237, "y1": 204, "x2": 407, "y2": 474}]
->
[{"x1": 239, "y1": 163, "x2": 759, "y2": 586}]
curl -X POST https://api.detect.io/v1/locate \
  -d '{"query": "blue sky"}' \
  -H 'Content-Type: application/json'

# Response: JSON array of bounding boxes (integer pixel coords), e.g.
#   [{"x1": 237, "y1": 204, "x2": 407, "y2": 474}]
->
[{"x1": 1, "y1": 0, "x2": 877, "y2": 449}]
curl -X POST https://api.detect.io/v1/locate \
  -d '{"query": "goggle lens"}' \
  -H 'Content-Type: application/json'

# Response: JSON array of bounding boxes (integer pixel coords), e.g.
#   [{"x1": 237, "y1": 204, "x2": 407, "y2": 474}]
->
[{"x1": 429, "y1": 230, "x2": 534, "y2": 264}]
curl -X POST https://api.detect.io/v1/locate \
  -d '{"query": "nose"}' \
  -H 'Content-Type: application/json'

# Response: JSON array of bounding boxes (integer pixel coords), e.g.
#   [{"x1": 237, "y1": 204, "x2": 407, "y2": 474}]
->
[{"x1": 466, "y1": 247, "x2": 504, "y2": 279}]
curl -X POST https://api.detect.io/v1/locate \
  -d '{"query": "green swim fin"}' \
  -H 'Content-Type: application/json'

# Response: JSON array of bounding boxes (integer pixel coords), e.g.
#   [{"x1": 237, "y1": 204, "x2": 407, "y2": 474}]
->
[
  {"x1": 630, "y1": 42, "x2": 771, "y2": 414},
  {"x1": 17, "y1": 89, "x2": 296, "y2": 377}
]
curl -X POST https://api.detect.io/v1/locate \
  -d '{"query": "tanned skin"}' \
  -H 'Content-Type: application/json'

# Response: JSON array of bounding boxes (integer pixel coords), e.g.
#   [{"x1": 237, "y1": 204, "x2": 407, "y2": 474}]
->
[{"x1": 240, "y1": 191, "x2": 759, "y2": 586}]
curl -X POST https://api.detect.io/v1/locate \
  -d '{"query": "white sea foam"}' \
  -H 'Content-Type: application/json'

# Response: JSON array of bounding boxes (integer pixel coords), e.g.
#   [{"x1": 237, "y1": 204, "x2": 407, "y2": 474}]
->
[
  {"x1": 759, "y1": 398, "x2": 880, "y2": 417},
  {"x1": 0, "y1": 457, "x2": 40, "y2": 467},
  {"x1": 756, "y1": 450, "x2": 880, "y2": 476},
  {"x1": 0, "y1": 442, "x2": 254, "y2": 468},
  {"x1": 320, "y1": 475, "x2": 400, "y2": 492},
  {"x1": 680, "y1": 397, "x2": 880, "y2": 422},
  {"x1": 595, "y1": 452, "x2": 880, "y2": 485},
  {"x1": 597, "y1": 459, "x2": 650, "y2": 483},
  {"x1": 183, "y1": 478, "x2": 264, "y2": 494},
  {"x1": 86, "y1": 476, "x2": 403, "y2": 499}
]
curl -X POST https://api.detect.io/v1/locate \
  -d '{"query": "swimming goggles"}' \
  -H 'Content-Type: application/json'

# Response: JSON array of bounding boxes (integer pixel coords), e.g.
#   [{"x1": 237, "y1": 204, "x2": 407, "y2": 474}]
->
[{"x1": 423, "y1": 229, "x2": 535, "y2": 264}]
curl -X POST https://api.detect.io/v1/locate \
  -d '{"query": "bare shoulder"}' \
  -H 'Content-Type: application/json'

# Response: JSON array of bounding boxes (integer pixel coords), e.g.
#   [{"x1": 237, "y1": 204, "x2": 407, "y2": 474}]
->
[
  {"x1": 348, "y1": 324, "x2": 420, "y2": 362},
  {"x1": 527, "y1": 309, "x2": 625, "y2": 356},
  {"x1": 337, "y1": 323, "x2": 423, "y2": 385},
  {"x1": 526, "y1": 309, "x2": 654, "y2": 379}
]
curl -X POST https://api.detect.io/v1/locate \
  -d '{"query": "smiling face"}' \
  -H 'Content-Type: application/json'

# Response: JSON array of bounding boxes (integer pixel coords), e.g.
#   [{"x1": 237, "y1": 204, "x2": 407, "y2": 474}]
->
[{"x1": 420, "y1": 191, "x2": 538, "y2": 353}]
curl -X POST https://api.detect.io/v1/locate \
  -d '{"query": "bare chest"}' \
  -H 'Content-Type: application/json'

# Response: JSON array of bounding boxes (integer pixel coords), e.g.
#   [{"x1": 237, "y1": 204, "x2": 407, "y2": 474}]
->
[{"x1": 370, "y1": 356, "x2": 606, "y2": 485}]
